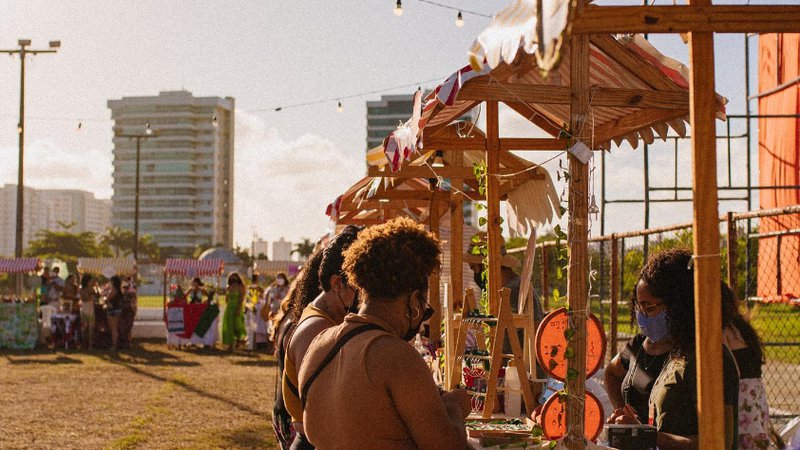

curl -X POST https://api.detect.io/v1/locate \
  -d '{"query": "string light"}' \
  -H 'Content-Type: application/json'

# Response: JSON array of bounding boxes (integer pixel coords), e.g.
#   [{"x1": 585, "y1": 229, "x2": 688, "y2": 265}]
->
[
  {"x1": 337, "y1": 101, "x2": 344, "y2": 113},
  {"x1": 17, "y1": 124, "x2": 22, "y2": 134},
  {"x1": 455, "y1": 11, "x2": 464, "y2": 27},
  {"x1": 212, "y1": 115, "x2": 219, "y2": 127},
  {"x1": 394, "y1": 0, "x2": 404, "y2": 16},
  {"x1": 145, "y1": 122, "x2": 153, "y2": 135}
]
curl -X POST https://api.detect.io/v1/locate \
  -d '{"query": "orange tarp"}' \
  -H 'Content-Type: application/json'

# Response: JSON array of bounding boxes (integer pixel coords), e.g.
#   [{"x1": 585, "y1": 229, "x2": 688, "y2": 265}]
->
[{"x1": 758, "y1": 34, "x2": 800, "y2": 301}]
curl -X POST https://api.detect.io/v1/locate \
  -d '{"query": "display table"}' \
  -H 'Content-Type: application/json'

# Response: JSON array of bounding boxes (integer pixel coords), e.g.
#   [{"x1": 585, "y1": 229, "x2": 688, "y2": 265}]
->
[
  {"x1": 0, "y1": 303, "x2": 39, "y2": 350},
  {"x1": 166, "y1": 303, "x2": 220, "y2": 347}
]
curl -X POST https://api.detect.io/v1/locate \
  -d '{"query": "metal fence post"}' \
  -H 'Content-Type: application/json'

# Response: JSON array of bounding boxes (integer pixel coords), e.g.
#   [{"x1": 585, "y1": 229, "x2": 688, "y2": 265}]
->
[{"x1": 727, "y1": 211, "x2": 737, "y2": 291}]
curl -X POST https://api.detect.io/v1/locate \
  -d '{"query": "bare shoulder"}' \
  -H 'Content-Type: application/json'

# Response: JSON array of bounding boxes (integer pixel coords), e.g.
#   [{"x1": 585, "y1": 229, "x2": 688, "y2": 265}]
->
[{"x1": 288, "y1": 316, "x2": 335, "y2": 364}]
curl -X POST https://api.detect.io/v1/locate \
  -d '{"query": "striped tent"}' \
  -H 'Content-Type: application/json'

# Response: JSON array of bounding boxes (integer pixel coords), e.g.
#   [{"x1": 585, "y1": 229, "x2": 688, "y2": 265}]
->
[
  {"x1": 253, "y1": 260, "x2": 302, "y2": 278},
  {"x1": 77, "y1": 258, "x2": 137, "y2": 277},
  {"x1": 164, "y1": 259, "x2": 224, "y2": 277},
  {"x1": 0, "y1": 258, "x2": 41, "y2": 274}
]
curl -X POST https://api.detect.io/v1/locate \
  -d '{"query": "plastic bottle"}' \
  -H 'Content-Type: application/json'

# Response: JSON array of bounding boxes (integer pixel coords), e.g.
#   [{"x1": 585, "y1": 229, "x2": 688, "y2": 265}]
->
[
  {"x1": 504, "y1": 361, "x2": 522, "y2": 417},
  {"x1": 413, "y1": 333, "x2": 432, "y2": 364}
]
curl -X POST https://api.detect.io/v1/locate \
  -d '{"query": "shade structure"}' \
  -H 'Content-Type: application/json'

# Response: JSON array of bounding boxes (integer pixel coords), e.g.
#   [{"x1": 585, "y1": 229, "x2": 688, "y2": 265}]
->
[
  {"x1": 163, "y1": 259, "x2": 224, "y2": 277},
  {"x1": 253, "y1": 260, "x2": 302, "y2": 278},
  {"x1": 0, "y1": 258, "x2": 41, "y2": 275},
  {"x1": 77, "y1": 258, "x2": 137, "y2": 277}
]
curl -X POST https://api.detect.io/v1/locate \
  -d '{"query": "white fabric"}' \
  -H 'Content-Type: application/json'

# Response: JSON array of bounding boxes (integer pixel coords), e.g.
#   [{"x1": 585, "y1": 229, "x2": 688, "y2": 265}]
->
[{"x1": 166, "y1": 316, "x2": 219, "y2": 346}]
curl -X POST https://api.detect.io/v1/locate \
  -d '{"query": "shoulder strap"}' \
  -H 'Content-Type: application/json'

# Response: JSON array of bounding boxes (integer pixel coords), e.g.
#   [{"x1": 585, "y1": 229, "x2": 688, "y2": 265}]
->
[{"x1": 300, "y1": 324, "x2": 383, "y2": 409}]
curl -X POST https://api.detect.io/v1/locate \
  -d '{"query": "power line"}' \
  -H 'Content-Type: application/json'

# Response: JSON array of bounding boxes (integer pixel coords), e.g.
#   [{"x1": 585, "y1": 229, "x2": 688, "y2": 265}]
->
[{"x1": 415, "y1": 0, "x2": 494, "y2": 18}]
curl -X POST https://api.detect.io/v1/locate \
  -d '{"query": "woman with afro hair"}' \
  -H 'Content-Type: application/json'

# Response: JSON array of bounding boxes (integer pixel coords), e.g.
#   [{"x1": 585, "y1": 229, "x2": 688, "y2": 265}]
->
[{"x1": 298, "y1": 217, "x2": 470, "y2": 449}]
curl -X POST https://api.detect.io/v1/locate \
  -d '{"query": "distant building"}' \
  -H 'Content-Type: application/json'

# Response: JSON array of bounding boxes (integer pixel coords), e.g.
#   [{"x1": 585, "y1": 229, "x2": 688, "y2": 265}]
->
[
  {"x1": 108, "y1": 90, "x2": 234, "y2": 255},
  {"x1": 272, "y1": 237, "x2": 292, "y2": 261},
  {"x1": 0, "y1": 185, "x2": 112, "y2": 256},
  {"x1": 252, "y1": 239, "x2": 269, "y2": 259}
]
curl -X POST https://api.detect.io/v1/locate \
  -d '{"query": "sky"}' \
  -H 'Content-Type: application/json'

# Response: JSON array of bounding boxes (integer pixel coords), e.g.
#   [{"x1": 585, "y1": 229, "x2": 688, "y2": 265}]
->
[{"x1": 0, "y1": 0, "x2": 782, "y2": 247}]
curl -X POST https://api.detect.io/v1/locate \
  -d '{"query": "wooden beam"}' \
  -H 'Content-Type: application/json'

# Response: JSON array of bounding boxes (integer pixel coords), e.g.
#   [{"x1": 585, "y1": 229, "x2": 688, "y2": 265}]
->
[
  {"x1": 565, "y1": 32, "x2": 590, "y2": 450},
  {"x1": 688, "y1": 6, "x2": 726, "y2": 449},
  {"x1": 429, "y1": 199, "x2": 442, "y2": 347},
  {"x1": 503, "y1": 102, "x2": 563, "y2": 137},
  {"x1": 422, "y1": 136, "x2": 486, "y2": 150},
  {"x1": 448, "y1": 150, "x2": 465, "y2": 346},
  {"x1": 367, "y1": 166, "x2": 475, "y2": 179},
  {"x1": 338, "y1": 199, "x2": 435, "y2": 212},
  {"x1": 500, "y1": 138, "x2": 570, "y2": 151},
  {"x1": 590, "y1": 34, "x2": 677, "y2": 91},
  {"x1": 486, "y1": 101, "x2": 502, "y2": 317},
  {"x1": 595, "y1": 109, "x2": 687, "y2": 145},
  {"x1": 363, "y1": 190, "x2": 446, "y2": 201},
  {"x1": 462, "y1": 81, "x2": 689, "y2": 110},
  {"x1": 573, "y1": 5, "x2": 800, "y2": 34},
  {"x1": 608, "y1": 235, "x2": 620, "y2": 365}
]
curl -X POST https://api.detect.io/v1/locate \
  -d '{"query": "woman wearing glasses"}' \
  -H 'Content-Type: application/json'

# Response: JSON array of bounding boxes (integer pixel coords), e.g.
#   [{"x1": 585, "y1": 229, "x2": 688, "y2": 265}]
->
[
  {"x1": 604, "y1": 248, "x2": 739, "y2": 450},
  {"x1": 298, "y1": 218, "x2": 470, "y2": 449}
]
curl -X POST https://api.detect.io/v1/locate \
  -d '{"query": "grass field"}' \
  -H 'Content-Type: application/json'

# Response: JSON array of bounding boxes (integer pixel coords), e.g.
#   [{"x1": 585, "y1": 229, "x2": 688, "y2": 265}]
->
[
  {"x1": 0, "y1": 341, "x2": 279, "y2": 449},
  {"x1": 592, "y1": 300, "x2": 800, "y2": 364},
  {"x1": 138, "y1": 295, "x2": 165, "y2": 309}
]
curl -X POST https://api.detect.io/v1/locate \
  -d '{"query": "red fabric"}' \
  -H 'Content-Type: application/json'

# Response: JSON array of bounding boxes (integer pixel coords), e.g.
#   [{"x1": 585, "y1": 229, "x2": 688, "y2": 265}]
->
[
  {"x1": 178, "y1": 303, "x2": 207, "y2": 338},
  {"x1": 758, "y1": 34, "x2": 800, "y2": 302}
]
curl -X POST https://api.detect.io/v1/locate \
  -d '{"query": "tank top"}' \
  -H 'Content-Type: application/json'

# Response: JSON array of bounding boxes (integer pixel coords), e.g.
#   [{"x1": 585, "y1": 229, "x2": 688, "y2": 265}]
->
[{"x1": 282, "y1": 305, "x2": 336, "y2": 423}]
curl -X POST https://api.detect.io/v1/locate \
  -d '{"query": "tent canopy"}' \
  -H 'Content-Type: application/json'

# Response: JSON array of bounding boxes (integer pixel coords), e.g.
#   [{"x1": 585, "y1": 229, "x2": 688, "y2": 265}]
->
[
  {"x1": 0, "y1": 258, "x2": 41, "y2": 275},
  {"x1": 77, "y1": 258, "x2": 137, "y2": 277},
  {"x1": 253, "y1": 260, "x2": 302, "y2": 278},
  {"x1": 164, "y1": 259, "x2": 224, "y2": 277}
]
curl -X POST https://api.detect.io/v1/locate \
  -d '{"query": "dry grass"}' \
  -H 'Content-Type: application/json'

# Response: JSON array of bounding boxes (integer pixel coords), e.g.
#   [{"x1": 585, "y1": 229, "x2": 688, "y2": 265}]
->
[{"x1": 0, "y1": 340, "x2": 279, "y2": 450}]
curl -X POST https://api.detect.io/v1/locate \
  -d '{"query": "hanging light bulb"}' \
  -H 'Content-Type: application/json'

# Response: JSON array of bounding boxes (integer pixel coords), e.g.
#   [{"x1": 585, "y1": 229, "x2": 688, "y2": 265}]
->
[
  {"x1": 588, "y1": 193, "x2": 600, "y2": 219},
  {"x1": 212, "y1": 115, "x2": 219, "y2": 127},
  {"x1": 432, "y1": 150, "x2": 445, "y2": 168},
  {"x1": 337, "y1": 101, "x2": 344, "y2": 113},
  {"x1": 455, "y1": 11, "x2": 465, "y2": 27},
  {"x1": 394, "y1": 0, "x2": 403, "y2": 16},
  {"x1": 17, "y1": 124, "x2": 23, "y2": 134},
  {"x1": 145, "y1": 122, "x2": 153, "y2": 135},
  {"x1": 77, "y1": 121, "x2": 83, "y2": 131}
]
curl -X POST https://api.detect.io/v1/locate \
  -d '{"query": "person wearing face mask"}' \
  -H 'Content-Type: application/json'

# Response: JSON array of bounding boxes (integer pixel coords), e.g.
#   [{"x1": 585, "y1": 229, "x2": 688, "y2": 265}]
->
[
  {"x1": 298, "y1": 217, "x2": 470, "y2": 449},
  {"x1": 604, "y1": 248, "x2": 739, "y2": 450},
  {"x1": 282, "y1": 225, "x2": 363, "y2": 450},
  {"x1": 257, "y1": 273, "x2": 288, "y2": 352}
]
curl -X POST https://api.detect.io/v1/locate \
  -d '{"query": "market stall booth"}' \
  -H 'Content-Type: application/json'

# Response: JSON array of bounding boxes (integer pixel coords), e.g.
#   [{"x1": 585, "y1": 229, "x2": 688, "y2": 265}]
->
[
  {"x1": 77, "y1": 257, "x2": 137, "y2": 279},
  {"x1": 163, "y1": 258, "x2": 224, "y2": 347},
  {"x1": 0, "y1": 257, "x2": 42, "y2": 350}
]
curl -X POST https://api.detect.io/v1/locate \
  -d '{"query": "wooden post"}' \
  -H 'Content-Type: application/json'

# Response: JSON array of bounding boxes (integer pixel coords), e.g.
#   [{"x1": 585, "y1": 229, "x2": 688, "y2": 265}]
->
[
  {"x1": 541, "y1": 245, "x2": 550, "y2": 311},
  {"x1": 449, "y1": 150, "x2": 465, "y2": 316},
  {"x1": 726, "y1": 212, "x2": 737, "y2": 292},
  {"x1": 688, "y1": 2, "x2": 726, "y2": 447},
  {"x1": 609, "y1": 235, "x2": 620, "y2": 364},
  {"x1": 429, "y1": 199, "x2": 442, "y2": 345},
  {"x1": 486, "y1": 101, "x2": 502, "y2": 317},
  {"x1": 565, "y1": 32, "x2": 591, "y2": 450}
]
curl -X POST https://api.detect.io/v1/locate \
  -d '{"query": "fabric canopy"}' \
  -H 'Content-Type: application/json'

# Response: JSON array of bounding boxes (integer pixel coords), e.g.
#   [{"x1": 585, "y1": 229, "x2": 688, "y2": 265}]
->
[
  {"x1": 77, "y1": 258, "x2": 137, "y2": 277},
  {"x1": 253, "y1": 260, "x2": 302, "y2": 278},
  {"x1": 164, "y1": 259, "x2": 224, "y2": 277},
  {"x1": 0, "y1": 258, "x2": 41, "y2": 274}
]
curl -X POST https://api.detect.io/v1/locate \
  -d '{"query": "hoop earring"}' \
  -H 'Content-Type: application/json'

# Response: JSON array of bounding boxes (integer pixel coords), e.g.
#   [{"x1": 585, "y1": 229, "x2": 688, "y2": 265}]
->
[{"x1": 406, "y1": 306, "x2": 420, "y2": 320}]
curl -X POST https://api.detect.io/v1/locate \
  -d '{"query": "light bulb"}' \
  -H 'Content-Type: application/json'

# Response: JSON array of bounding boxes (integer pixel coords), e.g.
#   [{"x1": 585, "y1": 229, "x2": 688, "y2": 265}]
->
[
  {"x1": 212, "y1": 115, "x2": 219, "y2": 127},
  {"x1": 17, "y1": 124, "x2": 23, "y2": 134},
  {"x1": 394, "y1": 0, "x2": 403, "y2": 16},
  {"x1": 456, "y1": 11, "x2": 464, "y2": 27},
  {"x1": 432, "y1": 150, "x2": 445, "y2": 168},
  {"x1": 145, "y1": 122, "x2": 153, "y2": 135},
  {"x1": 337, "y1": 101, "x2": 344, "y2": 113}
]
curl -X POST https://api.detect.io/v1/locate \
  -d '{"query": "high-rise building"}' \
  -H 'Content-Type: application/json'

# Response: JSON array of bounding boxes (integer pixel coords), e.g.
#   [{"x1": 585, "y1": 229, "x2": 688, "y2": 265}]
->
[
  {"x1": 252, "y1": 239, "x2": 269, "y2": 259},
  {"x1": 272, "y1": 237, "x2": 292, "y2": 261},
  {"x1": 366, "y1": 94, "x2": 416, "y2": 151},
  {"x1": 108, "y1": 91, "x2": 234, "y2": 255},
  {"x1": 0, "y1": 185, "x2": 112, "y2": 256}
]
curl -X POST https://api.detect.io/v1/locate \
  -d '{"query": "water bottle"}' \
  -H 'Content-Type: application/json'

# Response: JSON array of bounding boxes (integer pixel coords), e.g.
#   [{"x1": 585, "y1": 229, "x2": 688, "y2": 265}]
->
[
  {"x1": 413, "y1": 333, "x2": 432, "y2": 364},
  {"x1": 504, "y1": 361, "x2": 522, "y2": 417}
]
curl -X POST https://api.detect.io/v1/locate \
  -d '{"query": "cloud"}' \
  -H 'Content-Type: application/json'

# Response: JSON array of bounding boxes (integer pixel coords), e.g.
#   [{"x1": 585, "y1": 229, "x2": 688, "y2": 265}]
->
[{"x1": 233, "y1": 111, "x2": 362, "y2": 247}]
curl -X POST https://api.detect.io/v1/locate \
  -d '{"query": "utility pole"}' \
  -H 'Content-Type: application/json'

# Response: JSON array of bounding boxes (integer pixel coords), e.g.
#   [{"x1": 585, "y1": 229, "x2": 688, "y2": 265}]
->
[
  {"x1": 115, "y1": 123, "x2": 157, "y2": 261},
  {"x1": 1, "y1": 39, "x2": 60, "y2": 294}
]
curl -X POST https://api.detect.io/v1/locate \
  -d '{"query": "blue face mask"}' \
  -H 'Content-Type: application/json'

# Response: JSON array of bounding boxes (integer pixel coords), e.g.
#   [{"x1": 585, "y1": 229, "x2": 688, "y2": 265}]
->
[{"x1": 636, "y1": 309, "x2": 670, "y2": 343}]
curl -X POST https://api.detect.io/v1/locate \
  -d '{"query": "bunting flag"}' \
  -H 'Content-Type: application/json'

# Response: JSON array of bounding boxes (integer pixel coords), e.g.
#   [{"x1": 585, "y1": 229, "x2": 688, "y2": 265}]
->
[{"x1": 325, "y1": 195, "x2": 343, "y2": 220}]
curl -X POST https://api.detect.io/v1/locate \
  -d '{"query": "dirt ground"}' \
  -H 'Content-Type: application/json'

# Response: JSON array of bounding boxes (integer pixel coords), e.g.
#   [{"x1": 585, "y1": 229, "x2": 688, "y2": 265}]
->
[{"x1": 0, "y1": 340, "x2": 279, "y2": 450}]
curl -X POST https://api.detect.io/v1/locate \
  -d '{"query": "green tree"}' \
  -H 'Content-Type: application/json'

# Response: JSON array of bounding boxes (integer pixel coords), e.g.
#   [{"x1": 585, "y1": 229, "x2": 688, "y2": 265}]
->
[
  {"x1": 233, "y1": 246, "x2": 253, "y2": 268},
  {"x1": 292, "y1": 238, "x2": 315, "y2": 260},
  {"x1": 100, "y1": 226, "x2": 160, "y2": 260},
  {"x1": 25, "y1": 229, "x2": 111, "y2": 269}
]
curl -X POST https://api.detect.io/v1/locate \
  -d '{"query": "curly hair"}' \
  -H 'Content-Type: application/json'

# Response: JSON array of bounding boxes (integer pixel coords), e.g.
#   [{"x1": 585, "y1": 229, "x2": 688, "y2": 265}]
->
[
  {"x1": 342, "y1": 217, "x2": 441, "y2": 300},
  {"x1": 319, "y1": 225, "x2": 363, "y2": 292},
  {"x1": 291, "y1": 246, "x2": 325, "y2": 321},
  {"x1": 634, "y1": 248, "x2": 695, "y2": 356},
  {"x1": 721, "y1": 282, "x2": 764, "y2": 364}
]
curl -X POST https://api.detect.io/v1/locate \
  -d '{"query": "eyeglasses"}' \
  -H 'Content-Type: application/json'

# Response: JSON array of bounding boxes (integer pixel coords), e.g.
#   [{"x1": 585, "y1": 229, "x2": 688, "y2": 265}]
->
[
  {"x1": 634, "y1": 301, "x2": 664, "y2": 317},
  {"x1": 421, "y1": 301, "x2": 434, "y2": 321}
]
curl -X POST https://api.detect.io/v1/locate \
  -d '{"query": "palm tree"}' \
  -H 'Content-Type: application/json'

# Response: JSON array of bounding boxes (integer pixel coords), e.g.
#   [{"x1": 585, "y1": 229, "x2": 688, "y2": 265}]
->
[
  {"x1": 101, "y1": 226, "x2": 133, "y2": 257},
  {"x1": 292, "y1": 238, "x2": 315, "y2": 261}
]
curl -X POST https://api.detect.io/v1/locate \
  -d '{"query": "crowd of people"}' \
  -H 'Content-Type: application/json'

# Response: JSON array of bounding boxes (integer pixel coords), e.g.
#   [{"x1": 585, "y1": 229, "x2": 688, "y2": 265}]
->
[{"x1": 39, "y1": 267, "x2": 137, "y2": 352}]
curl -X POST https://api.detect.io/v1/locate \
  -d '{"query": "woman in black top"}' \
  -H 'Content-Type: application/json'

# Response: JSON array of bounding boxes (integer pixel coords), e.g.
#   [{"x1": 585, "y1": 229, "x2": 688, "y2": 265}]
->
[
  {"x1": 605, "y1": 333, "x2": 670, "y2": 423},
  {"x1": 106, "y1": 275, "x2": 123, "y2": 352}
]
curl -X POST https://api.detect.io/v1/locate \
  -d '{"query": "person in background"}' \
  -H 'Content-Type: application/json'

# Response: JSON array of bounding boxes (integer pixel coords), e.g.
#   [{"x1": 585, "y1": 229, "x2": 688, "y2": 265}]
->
[
  {"x1": 187, "y1": 277, "x2": 206, "y2": 304},
  {"x1": 299, "y1": 217, "x2": 470, "y2": 449},
  {"x1": 48, "y1": 266, "x2": 65, "y2": 305},
  {"x1": 260, "y1": 272, "x2": 289, "y2": 351},
  {"x1": 105, "y1": 275, "x2": 124, "y2": 352},
  {"x1": 118, "y1": 277, "x2": 137, "y2": 349},
  {"x1": 222, "y1": 272, "x2": 247, "y2": 351},
  {"x1": 170, "y1": 284, "x2": 187, "y2": 306},
  {"x1": 608, "y1": 248, "x2": 739, "y2": 450},
  {"x1": 283, "y1": 225, "x2": 362, "y2": 450},
  {"x1": 79, "y1": 274, "x2": 99, "y2": 350},
  {"x1": 63, "y1": 274, "x2": 80, "y2": 313},
  {"x1": 40, "y1": 267, "x2": 51, "y2": 305},
  {"x1": 271, "y1": 250, "x2": 324, "y2": 450}
]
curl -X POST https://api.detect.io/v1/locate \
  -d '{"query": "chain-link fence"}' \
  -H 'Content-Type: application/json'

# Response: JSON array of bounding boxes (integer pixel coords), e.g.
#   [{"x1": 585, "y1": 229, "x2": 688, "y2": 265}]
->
[{"x1": 524, "y1": 206, "x2": 800, "y2": 428}]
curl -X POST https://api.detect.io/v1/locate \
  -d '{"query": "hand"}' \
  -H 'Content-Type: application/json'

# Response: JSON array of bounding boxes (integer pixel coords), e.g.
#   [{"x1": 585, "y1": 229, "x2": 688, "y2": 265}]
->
[
  {"x1": 607, "y1": 404, "x2": 640, "y2": 425},
  {"x1": 441, "y1": 388, "x2": 471, "y2": 419},
  {"x1": 531, "y1": 404, "x2": 544, "y2": 425}
]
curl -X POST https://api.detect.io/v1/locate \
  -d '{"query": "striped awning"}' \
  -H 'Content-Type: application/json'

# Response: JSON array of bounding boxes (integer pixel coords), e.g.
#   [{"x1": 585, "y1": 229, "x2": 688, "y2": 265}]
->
[
  {"x1": 0, "y1": 258, "x2": 41, "y2": 274},
  {"x1": 77, "y1": 258, "x2": 137, "y2": 277},
  {"x1": 164, "y1": 259, "x2": 224, "y2": 277},
  {"x1": 253, "y1": 260, "x2": 302, "y2": 278}
]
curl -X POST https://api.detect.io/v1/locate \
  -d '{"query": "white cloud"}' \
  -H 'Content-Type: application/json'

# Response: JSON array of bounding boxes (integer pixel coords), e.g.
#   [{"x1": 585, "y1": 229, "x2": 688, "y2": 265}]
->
[{"x1": 233, "y1": 111, "x2": 362, "y2": 247}]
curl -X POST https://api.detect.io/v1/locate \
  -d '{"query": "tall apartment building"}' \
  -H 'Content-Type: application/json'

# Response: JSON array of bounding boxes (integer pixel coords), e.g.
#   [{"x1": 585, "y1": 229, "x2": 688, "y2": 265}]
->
[
  {"x1": 272, "y1": 238, "x2": 292, "y2": 261},
  {"x1": 108, "y1": 91, "x2": 234, "y2": 255},
  {"x1": 0, "y1": 185, "x2": 112, "y2": 256}
]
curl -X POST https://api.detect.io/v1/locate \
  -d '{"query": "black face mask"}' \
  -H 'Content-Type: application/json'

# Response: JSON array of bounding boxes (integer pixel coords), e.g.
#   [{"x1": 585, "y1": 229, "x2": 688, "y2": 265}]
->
[
  {"x1": 348, "y1": 292, "x2": 360, "y2": 314},
  {"x1": 473, "y1": 271, "x2": 486, "y2": 290},
  {"x1": 402, "y1": 296, "x2": 435, "y2": 341}
]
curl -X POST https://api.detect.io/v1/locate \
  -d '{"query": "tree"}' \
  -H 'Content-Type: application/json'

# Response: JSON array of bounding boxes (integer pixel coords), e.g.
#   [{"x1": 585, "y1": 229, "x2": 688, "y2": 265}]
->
[
  {"x1": 292, "y1": 238, "x2": 315, "y2": 260},
  {"x1": 100, "y1": 226, "x2": 160, "y2": 260},
  {"x1": 25, "y1": 229, "x2": 111, "y2": 269}
]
